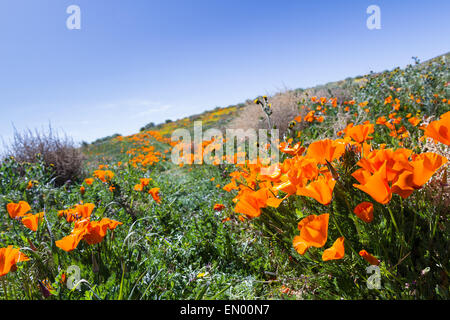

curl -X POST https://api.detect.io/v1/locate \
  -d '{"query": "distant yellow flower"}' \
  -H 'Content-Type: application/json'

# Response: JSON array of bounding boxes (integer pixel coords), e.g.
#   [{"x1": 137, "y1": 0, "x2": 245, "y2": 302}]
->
[{"x1": 359, "y1": 101, "x2": 368, "y2": 108}]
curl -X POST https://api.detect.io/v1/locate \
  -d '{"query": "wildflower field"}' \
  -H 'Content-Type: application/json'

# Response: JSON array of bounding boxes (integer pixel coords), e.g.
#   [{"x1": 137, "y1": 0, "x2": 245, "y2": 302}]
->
[{"x1": 1, "y1": 54, "x2": 449, "y2": 300}]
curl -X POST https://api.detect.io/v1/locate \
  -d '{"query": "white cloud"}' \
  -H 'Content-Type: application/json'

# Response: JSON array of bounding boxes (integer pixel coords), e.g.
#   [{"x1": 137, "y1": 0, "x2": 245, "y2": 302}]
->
[
  {"x1": 131, "y1": 104, "x2": 172, "y2": 118},
  {"x1": 98, "y1": 99, "x2": 164, "y2": 111}
]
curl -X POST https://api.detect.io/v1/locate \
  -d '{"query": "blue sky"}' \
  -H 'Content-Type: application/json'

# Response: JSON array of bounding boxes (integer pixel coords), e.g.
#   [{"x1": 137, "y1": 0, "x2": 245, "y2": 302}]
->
[{"x1": 0, "y1": 0, "x2": 449, "y2": 145}]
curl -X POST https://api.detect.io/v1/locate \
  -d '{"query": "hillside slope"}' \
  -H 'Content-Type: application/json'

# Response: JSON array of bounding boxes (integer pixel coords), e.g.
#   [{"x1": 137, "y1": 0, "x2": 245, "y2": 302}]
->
[
  {"x1": 87, "y1": 52, "x2": 449, "y2": 153},
  {"x1": 1, "y1": 53, "x2": 448, "y2": 301}
]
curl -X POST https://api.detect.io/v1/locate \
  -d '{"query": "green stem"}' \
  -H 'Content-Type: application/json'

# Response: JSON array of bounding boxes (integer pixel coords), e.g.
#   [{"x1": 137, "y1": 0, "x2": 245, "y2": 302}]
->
[
  {"x1": 400, "y1": 197, "x2": 405, "y2": 231},
  {"x1": 118, "y1": 261, "x2": 126, "y2": 300},
  {"x1": 408, "y1": 211, "x2": 417, "y2": 248},
  {"x1": 1, "y1": 277, "x2": 8, "y2": 300},
  {"x1": 330, "y1": 205, "x2": 358, "y2": 258},
  {"x1": 387, "y1": 205, "x2": 408, "y2": 260},
  {"x1": 387, "y1": 206, "x2": 399, "y2": 234},
  {"x1": 335, "y1": 185, "x2": 363, "y2": 240},
  {"x1": 431, "y1": 208, "x2": 440, "y2": 239},
  {"x1": 353, "y1": 218, "x2": 363, "y2": 241}
]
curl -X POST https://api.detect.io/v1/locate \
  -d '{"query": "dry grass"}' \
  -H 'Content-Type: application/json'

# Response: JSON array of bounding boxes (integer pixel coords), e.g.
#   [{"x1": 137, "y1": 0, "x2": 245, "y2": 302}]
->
[
  {"x1": 229, "y1": 90, "x2": 303, "y2": 134},
  {"x1": 228, "y1": 82, "x2": 354, "y2": 136},
  {"x1": 422, "y1": 134, "x2": 450, "y2": 208},
  {"x1": 3, "y1": 125, "x2": 85, "y2": 186}
]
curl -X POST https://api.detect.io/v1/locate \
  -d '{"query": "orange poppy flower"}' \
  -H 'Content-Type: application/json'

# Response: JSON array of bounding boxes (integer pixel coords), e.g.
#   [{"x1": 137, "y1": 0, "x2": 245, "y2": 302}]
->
[
  {"x1": 285, "y1": 156, "x2": 319, "y2": 188},
  {"x1": 306, "y1": 139, "x2": 346, "y2": 165},
  {"x1": 80, "y1": 186, "x2": 86, "y2": 195},
  {"x1": 279, "y1": 142, "x2": 305, "y2": 156},
  {"x1": 359, "y1": 250, "x2": 380, "y2": 265},
  {"x1": 409, "y1": 152, "x2": 448, "y2": 188},
  {"x1": 140, "y1": 178, "x2": 151, "y2": 187},
  {"x1": 134, "y1": 184, "x2": 144, "y2": 191},
  {"x1": 223, "y1": 180, "x2": 238, "y2": 192},
  {"x1": 331, "y1": 98, "x2": 337, "y2": 108},
  {"x1": 56, "y1": 218, "x2": 122, "y2": 251},
  {"x1": 298, "y1": 214, "x2": 329, "y2": 247},
  {"x1": 304, "y1": 111, "x2": 316, "y2": 122},
  {"x1": 59, "y1": 203, "x2": 95, "y2": 223},
  {"x1": 391, "y1": 170, "x2": 415, "y2": 199},
  {"x1": 149, "y1": 187, "x2": 161, "y2": 203},
  {"x1": 322, "y1": 237, "x2": 345, "y2": 261},
  {"x1": 353, "y1": 148, "x2": 445, "y2": 201},
  {"x1": 293, "y1": 235, "x2": 310, "y2": 255},
  {"x1": 84, "y1": 178, "x2": 94, "y2": 185},
  {"x1": 384, "y1": 96, "x2": 392, "y2": 105},
  {"x1": 21, "y1": 212, "x2": 45, "y2": 232},
  {"x1": 55, "y1": 228, "x2": 86, "y2": 252},
  {"x1": 293, "y1": 213, "x2": 330, "y2": 255},
  {"x1": 258, "y1": 187, "x2": 281, "y2": 206},
  {"x1": 6, "y1": 201, "x2": 31, "y2": 219},
  {"x1": 82, "y1": 218, "x2": 122, "y2": 245},
  {"x1": 93, "y1": 170, "x2": 115, "y2": 183},
  {"x1": 75, "y1": 203, "x2": 95, "y2": 220},
  {"x1": 214, "y1": 204, "x2": 225, "y2": 211},
  {"x1": 424, "y1": 111, "x2": 450, "y2": 145},
  {"x1": 0, "y1": 246, "x2": 30, "y2": 277},
  {"x1": 408, "y1": 117, "x2": 421, "y2": 127},
  {"x1": 346, "y1": 124, "x2": 374, "y2": 143},
  {"x1": 58, "y1": 208, "x2": 76, "y2": 222},
  {"x1": 297, "y1": 174, "x2": 336, "y2": 205},
  {"x1": 376, "y1": 116, "x2": 387, "y2": 125},
  {"x1": 354, "y1": 162, "x2": 392, "y2": 204},
  {"x1": 358, "y1": 148, "x2": 413, "y2": 181},
  {"x1": 359, "y1": 101, "x2": 368, "y2": 108},
  {"x1": 273, "y1": 180, "x2": 297, "y2": 195},
  {"x1": 234, "y1": 188, "x2": 269, "y2": 218},
  {"x1": 351, "y1": 168, "x2": 373, "y2": 185},
  {"x1": 353, "y1": 202, "x2": 374, "y2": 223},
  {"x1": 392, "y1": 117, "x2": 402, "y2": 125}
]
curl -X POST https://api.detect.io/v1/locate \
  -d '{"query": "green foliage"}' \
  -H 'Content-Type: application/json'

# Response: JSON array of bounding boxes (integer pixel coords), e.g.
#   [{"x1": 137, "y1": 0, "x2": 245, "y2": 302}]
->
[
  {"x1": 0, "y1": 153, "x2": 277, "y2": 299},
  {"x1": 1, "y1": 54, "x2": 448, "y2": 300}
]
